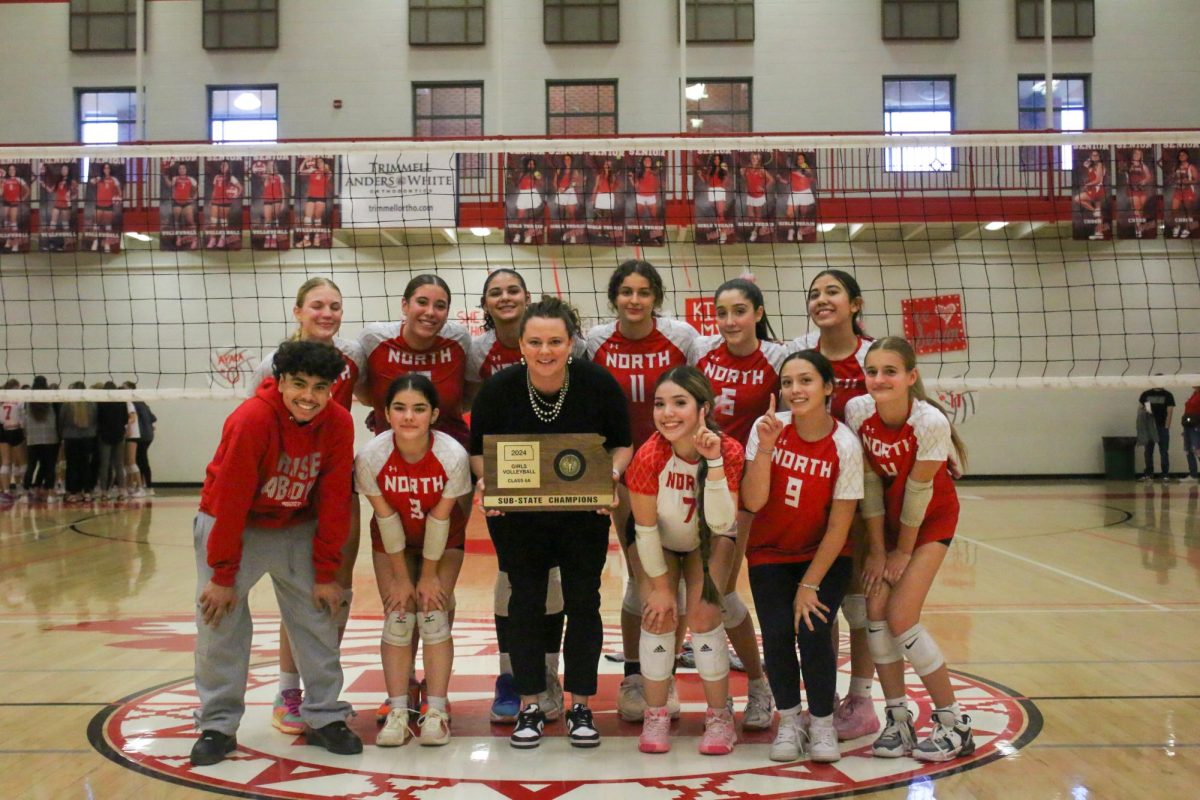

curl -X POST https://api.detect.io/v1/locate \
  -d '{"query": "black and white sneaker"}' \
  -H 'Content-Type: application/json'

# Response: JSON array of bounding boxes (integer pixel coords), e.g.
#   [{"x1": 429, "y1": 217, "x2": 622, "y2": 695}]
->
[
  {"x1": 913, "y1": 712, "x2": 975, "y2": 762},
  {"x1": 565, "y1": 703, "x2": 600, "y2": 748},
  {"x1": 510, "y1": 704, "x2": 546, "y2": 749},
  {"x1": 872, "y1": 705, "x2": 917, "y2": 758}
]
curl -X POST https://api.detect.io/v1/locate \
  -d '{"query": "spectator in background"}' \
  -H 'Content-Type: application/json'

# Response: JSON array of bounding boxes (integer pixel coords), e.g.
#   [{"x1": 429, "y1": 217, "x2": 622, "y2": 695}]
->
[
  {"x1": 1182, "y1": 385, "x2": 1200, "y2": 484},
  {"x1": 120, "y1": 382, "x2": 145, "y2": 497},
  {"x1": 1138, "y1": 381, "x2": 1175, "y2": 483},
  {"x1": 59, "y1": 382, "x2": 97, "y2": 503},
  {"x1": 133, "y1": 395, "x2": 157, "y2": 496},
  {"x1": 96, "y1": 381, "x2": 132, "y2": 500},
  {"x1": 22, "y1": 376, "x2": 59, "y2": 503}
]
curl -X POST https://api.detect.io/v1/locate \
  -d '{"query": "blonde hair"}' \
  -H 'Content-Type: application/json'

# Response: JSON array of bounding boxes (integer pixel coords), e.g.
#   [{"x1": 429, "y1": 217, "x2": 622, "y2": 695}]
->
[
  {"x1": 867, "y1": 336, "x2": 967, "y2": 468},
  {"x1": 67, "y1": 380, "x2": 90, "y2": 428},
  {"x1": 291, "y1": 277, "x2": 343, "y2": 341}
]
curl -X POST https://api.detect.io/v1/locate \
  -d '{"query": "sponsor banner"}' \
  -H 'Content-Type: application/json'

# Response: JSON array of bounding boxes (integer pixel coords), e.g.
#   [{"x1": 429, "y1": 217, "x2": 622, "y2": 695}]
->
[
  {"x1": 36, "y1": 160, "x2": 79, "y2": 253},
  {"x1": 82, "y1": 160, "x2": 125, "y2": 254},
  {"x1": 343, "y1": 151, "x2": 457, "y2": 230},
  {"x1": 546, "y1": 153, "x2": 587, "y2": 245},
  {"x1": 734, "y1": 150, "x2": 776, "y2": 243},
  {"x1": 505, "y1": 154, "x2": 548, "y2": 245},
  {"x1": 902, "y1": 294, "x2": 967, "y2": 355},
  {"x1": 1162, "y1": 145, "x2": 1199, "y2": 239},
  {"x1": 158, "y1": 158, "x2": 201, "y2": 252},
  {"x1": 774, "y1": 149, "x2": 818, "y2": 243},
  {"x1": 203, "y1": 158, "x2": 245, "y2": 251},
  {"x1": 294, "y1": 156, "x2": 335, "y2": 248},
  {"x1": 249, "y1": 157, "x2": 292, "y2": 251},
  {"x1": 625, "y1": 151, "x2": 666, "y2": 246},
  {"x1": 694, "y1": 151, "x2": 735, "y2": 244},
  {"x1": 1114, "y1": 146, "x2": 1158, "y2": 240},
  {"x1": 1071, "y1": 147, "x2": 1111, "y2": 241}
]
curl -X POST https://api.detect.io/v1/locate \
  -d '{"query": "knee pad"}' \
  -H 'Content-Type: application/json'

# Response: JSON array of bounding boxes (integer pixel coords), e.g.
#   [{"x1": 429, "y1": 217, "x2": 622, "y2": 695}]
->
[
  {"x1": 382, "y1": 611, "x2": 416, "y2": 648},
  {"x1": 418, "y1": 609, "x2": 452, "y2": 645},
  {"x1": 545, "y1": 566, "x2": 564, "y2": 615},
  {"x1": 333, "y1": 587, "x2": 353, "y2": 629},
  {"x1": 691, "y1": 625, "x2": 730, "y2": 683},
  {"x1": 622, "y1": 575, "x2": 641, "y2": 616},
  {"x1": 895, "y1": 624, "x2": 944, "y2": 677},
  {"x1": 493, "y1": 570, "x2": 511, "y2": 617},
  {"x1": 720, "y1": 591, "x2": 748, "y2": 629},
  {"x1": 867, "y1": 620, "x2": 902, "y2": 665},
  {"x1": 842, "y1": 594, "x2": 868, "y2": 630},
  {"x1": 638, "y1": 629, "x2": 676, "y2": 681}
]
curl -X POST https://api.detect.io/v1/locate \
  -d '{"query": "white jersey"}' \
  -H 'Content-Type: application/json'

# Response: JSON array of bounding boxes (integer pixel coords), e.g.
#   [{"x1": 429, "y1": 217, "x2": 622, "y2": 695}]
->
[{"x1": 1, "y1": 401, "x2": 24, "y2": 430}]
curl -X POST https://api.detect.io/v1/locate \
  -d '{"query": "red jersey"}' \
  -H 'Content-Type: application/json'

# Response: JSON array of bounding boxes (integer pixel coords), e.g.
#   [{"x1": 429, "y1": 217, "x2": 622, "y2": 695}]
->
[
  {"x1": 743, "y1": 169, "x2": 768, "y2": 198},
  {"x1": 517, "y1": 174, "x2": 539, "y2": 191},
  {"x1": 746, "y1": 416, "x2": 862, "y2": 566},
  {"x1": 95, "y1": 177, "x2": 119, "y2": 206},
  {"x1": 306, "y1": 170, "x2": 330, "y2": 199},
  {"x1": 198, "y1": 379, "x2": 354, "y2": 587},
  {"x1": 466, "y1": 330, "x2": 587, "y2": 383},
  {"x1": 171, "y1": 176, "x2": 195, "y2": 203},
  {"x1": 211, "y1": 174, "x2": 239, "y2": 204},
  {"x1": 53, "y1": 180, "x2": 73, "y2": 208},
  {"x1": 1, "y1": 401, "x2": 23, "y2": 430},
  {"x1": 355, "y1": 429, "x2": 472, "y2": 553},
  {"x1": 844, "y1": 396, "x2": 959, "y2": 547},
  {"x1": 626, "y1": 431, "x2": 744, "y2": 552},
  {"x1": 790, "y1": 332, "x2": 871, "y2": 421},
  {"x1": 1127, "y1": 162, "x2": 1151, "y2": 190},
  {"x1": 691, "y1": 335, "x2": 788, "y2": 447},
  {"x1": 595, "y1": 173, "x2": 618, "y2": 193},
  {"x1": 1184, "y1": 389, "x2": 1200, "y2": 420},
  {"x1": 556, "y1": 171, "x2": 576, "y2": 191},
  {"x1": 587, "y1": 318, "x2": 697, "y2": 448},
  {"x1": 635, "y1": 172, "x2": 660, "y2": 195},
  {"x1": 262, "y1": 173, "x2": 285, "y2": 202},
  {"x1": 790, "y1": 171, "x2": 813, "y2": 192},
  {"x1": 252, "y1": 337, "x2": 365, "y2": 411},
  {"x1": 3, "y1": 177, "x2": 25, "y2": 203},
  {"x1": 705, "y1": 171, "x2": 727, "y2": 189},
  {"x1": 359, "y1": 320, "x2": 472, "y2": 445}
]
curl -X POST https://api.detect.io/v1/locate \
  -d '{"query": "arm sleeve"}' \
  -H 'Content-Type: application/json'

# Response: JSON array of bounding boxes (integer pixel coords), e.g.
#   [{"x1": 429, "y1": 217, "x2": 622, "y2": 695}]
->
[
  {"x1": 354, "y1": 451, "x2": 383, "y2": 497},
  {"x1": 205, "y1": 415, "x2": 269, "y2": 587},
  {"x1": 912, "y1": 406, "x2": 953, "y2": 463},
  {"x1": 442, "y1": 444, "x2": 473, "y2": 498},
  {"x1": 310, "y1": 413, "x2": 354, "y2": 584},
  {"x1": 832, "y1": 427, "x2": 865, "y2": 501}
]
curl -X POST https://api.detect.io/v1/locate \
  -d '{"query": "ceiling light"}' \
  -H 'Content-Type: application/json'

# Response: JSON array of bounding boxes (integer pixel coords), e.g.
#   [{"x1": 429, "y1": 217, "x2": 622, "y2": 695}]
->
[
  {"x1": 469, "y1": 227, "x2": 492, "y2": 237},
  {"x1": 124, "y1": 232, "x2": 151, "y2": 242},
  {"x1": 818, "y1": 223, "x2": 836, "y2": 232},
  {"x1": 985, "y1": 221, "x2": 1007, "y2": 231}
]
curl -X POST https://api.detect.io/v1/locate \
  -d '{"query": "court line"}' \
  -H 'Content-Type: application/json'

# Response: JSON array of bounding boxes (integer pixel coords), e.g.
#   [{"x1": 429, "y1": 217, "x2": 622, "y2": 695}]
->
[
  {"x1": 956, "y1": 535, "x2": 1172, "y2": 612},
  {"x1": 1027, "y1": 694, "x2": 1200, "y2": 701},
  {"x1": 1030, "y1": 743, "x2": 1199, "y2": 749},
  {"x1": 0, "y1": 749, "x2": 92, "y2": 754}
]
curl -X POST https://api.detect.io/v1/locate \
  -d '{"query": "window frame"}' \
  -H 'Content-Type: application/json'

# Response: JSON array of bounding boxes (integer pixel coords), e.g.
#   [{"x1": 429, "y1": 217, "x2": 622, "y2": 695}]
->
[
  {"x1": 1017, "y1": 73, "x2": 1090, "y2": 171},
  {"x1": 1015, "y1": 0, "x2": 1095, "y2": 40},
  {"x1": 882, "y1": 75, "x2": 956, "y2": 173},
  {"x1": 409, "y1": 0, "x2": 487, "y2": 46},
  {"x1": 543, "y1": 0, "x2": 619, "y2": 45},
  {"x1": 685, "y1": 77, "x2": 753, "y2": 134},
  {"x1": 69, "y1": 0, "x2": 138, "y2": 53},
  {"x1": 545, "y1": 80, "x2": 618, "y2": 136},
  {"x1": 684, "y1": 0, "x2": 755, "y2": 44},
  {"x1": 76, "y1": 87, "x2": 138, "y2": 145},
  {"x1": 412, "y1": 81, "x2": 486, "y2": 180},
  {"x1": 207, "y1": 84, "x2": 280, "y2": 144},
  {"x1": 881, "y1": 0, "x2": 959, "y2": 40},
  {"x1": 202, "y1": 0, "x2": 279, "y2": 50}
]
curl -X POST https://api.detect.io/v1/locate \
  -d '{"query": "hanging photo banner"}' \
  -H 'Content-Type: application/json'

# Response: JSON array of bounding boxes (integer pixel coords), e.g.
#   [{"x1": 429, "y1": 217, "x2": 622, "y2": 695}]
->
[
  {"x1": 0, "y1": 160, "x2": 33, "y2": 254},
  {"x1": 775, "y1": 150, "x2": 818, "y2": 243},
  {"x1": 734, "y1": 150, "x2": 775, "y2": 243},
  {"x1": 1114, "y1": 146, "x2": 1157, "y2": 240},
  {"x1": 586, "y1": 153, "x2": 625, "y2": 245},
  {"x1": 203, "y1": 157, "x2": 244, "y2": 251},
  {"x1": 626, "y1": 151, "x2": 666, "y2": 246},
  {"x1": 36, "y1": 160, "x2": 79, "y2": 253},
  {"x1": 902, "y1": 294, "x2": 967, "y2": 355},
  {"x1": 546, "y1": 153, "x2": 587, "y2": 245},
  {"x1": 694, "y1": 151, "x2": 735, "y2": 244},
  {"x1": 343, "y1": 151, "x2": 456, "y2": 230},
  {"x1": 505, "y1": 154, "x2": 547, "y2": 245},
  {"x1": 1071, "y1": 147, "x2": 1111, "y2": 241},
  {"x1": 294, "y1": 156, "x2": 335, "y2": 248},
  {"x1": 1162, "y1": 145, "x2": 1198, "y2": 239},
  {"x1": 83, "y1": 159, "x2": 125, "y2": 254},
  {"x1": 250, "y1": 157, "x2": 291, "y2": 251},
  {"x1": 159, "y1": 158, "x2": 200, "y2": 251}
]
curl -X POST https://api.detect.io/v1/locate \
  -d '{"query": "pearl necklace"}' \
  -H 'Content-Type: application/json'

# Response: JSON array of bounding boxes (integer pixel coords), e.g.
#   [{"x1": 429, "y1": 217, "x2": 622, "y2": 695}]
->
[{"x1": 527, "y1": 366, "x2": 569, "y2": 423}]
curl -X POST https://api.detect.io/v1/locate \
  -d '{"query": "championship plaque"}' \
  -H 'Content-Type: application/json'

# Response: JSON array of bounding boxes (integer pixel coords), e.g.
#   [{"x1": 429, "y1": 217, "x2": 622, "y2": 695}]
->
[{"x1": 482, "y1": 433, "x2": 613, "y2": 511}]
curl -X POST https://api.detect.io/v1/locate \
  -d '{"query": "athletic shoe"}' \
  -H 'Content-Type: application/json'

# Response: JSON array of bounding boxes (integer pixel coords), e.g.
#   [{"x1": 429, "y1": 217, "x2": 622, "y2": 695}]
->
[
  {"x1": 490, "y1": 673, "x2": 520, "y2": 723},
  {"x1": 305, "y1": 720, "x2": 362, "y2": 755},
  {"x1": 913, "y1": 713, "x2": 975, "y2": 762},
  {"x1": 699, "y1": 706, "x2": 737, "y2": 755},
  {"x1": 565, "y1": 703, "x2": 601, "y2": 748},
  {"x1": 872, "y1": 705, "x2": 917, "y2": 758},
  {"x1": 666, "y1": 675, "x2": 681, "y2": 720},
  {"x1": 742, "y1": 680, "x2": 776, "y2": 731},
  {"x1": 130, "y1": 487, "x2": 146, "y2": 498},
  {"x1": 833, "y1": 694, "x2": 880, "y2": 740},
  {"x1": 1138, "y1": 475, "x2": 1154, "y2": 483},
  {"x1": 190, "y1": 730, "x2": 236, "y2": 766},
  {"x1": 539, "y1": 668, "x2": 564, "y2": 722},
  {"x1": 638, "y1": 706, "x2": 672, "y2": 753},
  {"x1": 617, "y1": 674, "x2": 647, "y2": 722},
  {"x1": 375, "y1": 698, "x2": 393, "y2": 724},
  {"x1": 729, "y1": 649, "x2": 746, "y2": 673},
  {"x1": 809, "y1": 719, "x2": 841, "y2": 763},
  {"x1": 769, "y1": 715, "x2": 807, "y2": 762},
  {"x1": 271, "y1": 689, "x2": 304, "y2": 735},
  {"x1": 376, "y1": 708, "x2": 413, "y2": 747},
  {"x1": 418, "y1": 707, "x2": 451, "y2": 747},
  {"x1": 510, "y1": 704, "x2": 546, "y2": 749},
  {"x1": 1161, "y1": 476, "x2": 1173, "y2": 484}
]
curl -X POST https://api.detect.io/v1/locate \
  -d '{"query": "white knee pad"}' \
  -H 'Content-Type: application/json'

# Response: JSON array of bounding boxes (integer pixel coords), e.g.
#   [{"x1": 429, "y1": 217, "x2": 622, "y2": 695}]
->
[
  {"x1": 638, "y1": 629, "x2": 676, "y2": 681},
  {"x1": 494, "y1": 570, "x2": 511, "y2": 617},
  {"x1": 622, "y1": 575, "x2": 641, "y2": 616},
  {"x1": 842, "y1": 594, "x2": 868, "y2": 630},
  {"x1": 418, "y1": 609, "x2": 452, "y2": 645},
  {"x1": 691, "y1": 625, "x2": 730, "y2": 682},
  {"x1": 867, "y1": 620, "x2": 902, "y2": 665},
  {"x1": 895, "y1": 624, "x2": 944, "y2": 677},
  {"x1": 382, "y1": 611, "x2": 416, "y2": 647},
  {"x1": 333, "y1": 587, "x2": 353, "y2": 628},
  {"x1": 721, "y1": 591, "x2": 748, "y2": 629},
  {"x1": 545, "y1": 566, "x2": 564, "y2": 615}
]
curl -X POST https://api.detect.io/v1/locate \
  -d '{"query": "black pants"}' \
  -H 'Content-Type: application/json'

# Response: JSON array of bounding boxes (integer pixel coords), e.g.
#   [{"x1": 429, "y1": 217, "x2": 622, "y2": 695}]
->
[
  {"x1": 749, "y1": 556, "x2": 852, "y2": 717},
  {"x1": 135, "y1": 439, "x2": 153, "y2": 487},
  {"x1": 491, "y1": 511, "x2": 609, "y2": 698},
  {"x1": 64, "y1": 438, "x2": 94, "y2": 494},
  {"x1": 23, "y1": 443, "x2": 58, "y2": 490}
]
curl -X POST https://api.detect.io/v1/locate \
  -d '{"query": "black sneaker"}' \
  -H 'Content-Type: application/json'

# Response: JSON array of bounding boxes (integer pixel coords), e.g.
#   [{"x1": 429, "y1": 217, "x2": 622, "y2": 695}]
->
[
  {"x1": 565, "y1": 703, "x2": 600, "y2": 748},
  {"x1": 510, "y1": 703, "x2": 546, "y2": 749},
  {"x1": 304, "y1": 720, "x2": 363, "y2": 755},
  {"x1": 190, "y1": 730, "x2": 236, "y2": 766}
]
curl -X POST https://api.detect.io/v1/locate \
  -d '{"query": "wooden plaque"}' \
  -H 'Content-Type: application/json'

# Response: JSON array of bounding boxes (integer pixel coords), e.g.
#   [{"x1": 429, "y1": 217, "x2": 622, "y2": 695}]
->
[{"x1": 482, "y1": 433, "x2": 613, "y2": 511}]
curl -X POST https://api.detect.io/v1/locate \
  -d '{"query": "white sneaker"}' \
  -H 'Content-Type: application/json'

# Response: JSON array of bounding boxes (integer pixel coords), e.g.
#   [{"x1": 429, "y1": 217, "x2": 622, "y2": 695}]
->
[
  {"x1": 130, "y1": 487, "x2": 146, "y2": 498},
  {"x1": 913, "y1": 712, "x2": 975, "y2": 762},
  {"x1": 617, "y1": 674, "x2": 647, "y2": 722},
  {"x1": 742, "y1": 679, "x2": 775, "y2": 731},
  {"x1": 872, "y1": 705, "x2": 917, "y2": 758},
  {"x1": 769, "y1": 715, "x2": 807, "y2": 762},
  {"x1": 808, "y1": 719, "x2": 841, "y2": 763},
  {"x1": 417, "y1": 707, "x2": 451, "y2": 746},
  {"x1": 376, "y1": 708, "x2": 412, "y2": 747}
]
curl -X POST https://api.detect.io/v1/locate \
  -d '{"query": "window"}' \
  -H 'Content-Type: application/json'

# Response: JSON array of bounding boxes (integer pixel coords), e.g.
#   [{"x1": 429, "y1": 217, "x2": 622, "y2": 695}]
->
[
  {"x1": 209, "y1": 86, "x2": 278, "y2": 143},
  {"x1": 686, "y1": 0, "x2": 754, "y2": 43},
  {"x1": 414, "y1": 82, "x2": 484, "y2": 177},
  {"x1": 882, "y1": 0, "x2": 958, "y2": 39},
  {"x1": 546, "y1": 81, "x2": 617, "y2": 136},
  {"x1": 70, "y1": 0, "x2": 137, "y2": 52},
  {"x1": 203, "y1": 0, "x2": 278, "y2": 49},
  {"x1": 409, "y1": 0, "x2": 485, "y2": 45},
  {"x1": 685, "y1": 79, "x2": 752, "y2": 134},
  {"x1": 1018, "y1": 75, "x2": 1088, "y2": 170},
  {"x1": 883, "y1": 77, "x2": 954, "y2": 172},
  {"x1": 78, "y1": 89, "x2": 137, "y2": 144},
  {"x1": 1016, "y1": 0, "x2": 1094, "y2": 38},
  {"x1": 544, "y1": 0, "x2": 618, "y2": 44}
]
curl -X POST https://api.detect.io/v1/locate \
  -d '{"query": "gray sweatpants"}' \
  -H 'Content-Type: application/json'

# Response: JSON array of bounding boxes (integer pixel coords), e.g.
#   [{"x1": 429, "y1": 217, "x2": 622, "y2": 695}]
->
[{"x1": 192, "y1": 511, "x2": 351, "y2": 735}]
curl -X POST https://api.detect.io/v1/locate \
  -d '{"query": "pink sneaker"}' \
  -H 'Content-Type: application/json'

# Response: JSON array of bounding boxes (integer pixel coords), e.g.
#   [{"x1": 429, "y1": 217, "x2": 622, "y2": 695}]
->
[
  {"x1": 638, "y1": 706, "x2": 671, "y2": 754},
  {"x1": 833, "y1": 694, "x2": 880, "y2": 741},
  {"x1": 699, "y1": 707, "x2": 737, "y2": 756}
]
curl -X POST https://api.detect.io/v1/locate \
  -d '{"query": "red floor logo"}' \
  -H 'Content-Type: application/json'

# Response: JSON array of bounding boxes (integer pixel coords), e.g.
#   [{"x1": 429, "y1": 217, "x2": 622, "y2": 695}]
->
[{"x1": 86, "y1": 616, "x2": 1041, "y2": 799}]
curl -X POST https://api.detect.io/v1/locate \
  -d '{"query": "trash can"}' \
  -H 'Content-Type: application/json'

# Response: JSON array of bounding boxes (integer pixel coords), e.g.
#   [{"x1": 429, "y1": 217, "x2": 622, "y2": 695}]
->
[{"x1": 1102, "y1": 436, "x2": 1137, "y2": 480}]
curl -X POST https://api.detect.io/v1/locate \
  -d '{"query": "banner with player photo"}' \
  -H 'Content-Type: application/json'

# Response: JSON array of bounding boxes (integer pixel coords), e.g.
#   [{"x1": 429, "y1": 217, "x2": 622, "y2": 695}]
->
[
  {"x1": 626, "y1": 152, "x2": 666, "y2": 246},
  {"x1": 734, "y1": 150, "x2": 775, "y2": 243},
  {"x1": 1114, "y1": 146, "x2": 1157, "y2": 240},
  {"x1": 0, "y1": 160, "x2": 34, "y2": 254},
  {"x1": 203, "y1": 158, "x2": 244, "y2": 251},
  {"x1": 505, "y1": 154, "x2": 548, "y2": 245},
  {"x1": 1162, "y1": 146, "x2": 1198, "y2": 239},
  {"x1": 159, "y1": 158, "x2": 200, "y2": 251},
  {"x1": 693, "y1": 152, "x2": 735, "y2": 244},
  {"x1": 36, "y1": 160, "x2": 78, "y2": 253},
  {"x1": 586, "y1": 153, "x2": 625, "y2": 245},
  {"x1": 295, "y1": 156, "x2": 334, "y2": 248},
  {"x1": 546, "y1": 153, "x2": 586, "y2": 245},
  {"x1": 774, "y1": 150, "x2": 818, "y2": 243},
  {"x1": 83, "y1": 160, "x2": 125, "y2": 254},
  {"x1": 250, "y1": 157, "x2": 291, "y2": 251},
  {"x1": 1071, "y1": 148, "x2": 1111, "y2": 241}
]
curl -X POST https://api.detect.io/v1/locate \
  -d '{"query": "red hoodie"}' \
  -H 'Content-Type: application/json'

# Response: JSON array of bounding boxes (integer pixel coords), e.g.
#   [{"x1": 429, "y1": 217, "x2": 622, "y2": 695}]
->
[{"x1": 200, "y1": 378, "x2": 354, "y2": 587}]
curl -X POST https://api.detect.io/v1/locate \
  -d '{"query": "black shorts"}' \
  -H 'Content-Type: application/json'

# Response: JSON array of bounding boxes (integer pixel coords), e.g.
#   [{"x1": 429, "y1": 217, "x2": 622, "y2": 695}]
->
[
  {"x1": 0, "y1": 428, "x2": 24, "y2": 447},
  {"x1": 172, "y1": 201, "x2": 192, "y2": 210}
]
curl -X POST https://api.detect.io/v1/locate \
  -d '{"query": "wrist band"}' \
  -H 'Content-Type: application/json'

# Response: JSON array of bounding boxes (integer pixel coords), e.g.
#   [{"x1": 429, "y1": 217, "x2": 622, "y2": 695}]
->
[{"x1": 800, "y1": 583, "x2": 820, "y2": 592}]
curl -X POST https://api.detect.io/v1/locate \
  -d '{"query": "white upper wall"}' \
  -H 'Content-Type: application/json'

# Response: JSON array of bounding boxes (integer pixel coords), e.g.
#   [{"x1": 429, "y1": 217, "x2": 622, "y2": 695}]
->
[{"x1": 1, "y1": 0, "x2": 1198, "y2": 143}]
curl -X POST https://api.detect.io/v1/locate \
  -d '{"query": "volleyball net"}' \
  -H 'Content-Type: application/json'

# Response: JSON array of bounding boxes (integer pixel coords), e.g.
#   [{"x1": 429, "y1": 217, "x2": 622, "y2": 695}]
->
[{"x1": 0, "y1": 131, "x2": 1197, "y2": 401}]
